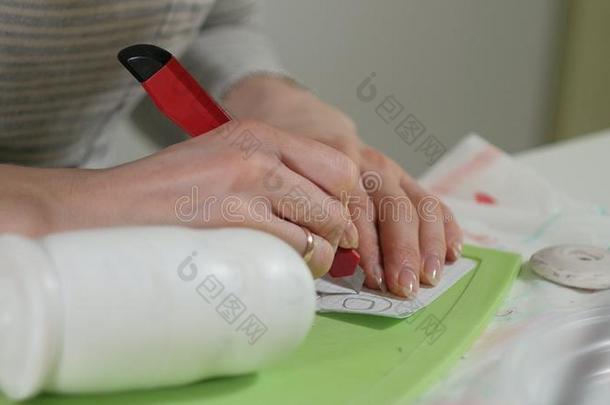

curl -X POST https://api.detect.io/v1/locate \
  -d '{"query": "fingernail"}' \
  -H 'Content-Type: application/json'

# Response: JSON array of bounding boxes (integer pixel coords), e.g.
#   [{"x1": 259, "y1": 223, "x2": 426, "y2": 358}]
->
[
  {"x1": 374, "y1": 264, "x2": 387, "y2": 293},
  {"x1": 451, "y1": 242, "x2": 463, "y2": 259},
  {"x1": 423, "y1": 255, "x2": 443, "y2": 286},
  {"x1": 397, "y1": 268, "x2": 419, "y2": 299},
  {"x1": 339, "y1": 221, "x2": 359, "y2": 249}
]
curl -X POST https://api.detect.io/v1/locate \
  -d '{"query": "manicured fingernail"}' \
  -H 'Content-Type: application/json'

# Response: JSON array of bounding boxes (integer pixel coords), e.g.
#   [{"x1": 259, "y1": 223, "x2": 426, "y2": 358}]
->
[
  {"x1": 423, "y1": 255, "x2": 443, "y2": 286},
  {"x1": 339, "y1": 221, "x2": 359, "y2": 249},
  {"x1": 451, "y1": 242, "x2": 463, "y2": 259},
  {"x1": 398, "y1": 268, "x2": 419, "y2": 299},
  {"x1": 374, "y1": 265, "x2": 387, "y2": 293}
]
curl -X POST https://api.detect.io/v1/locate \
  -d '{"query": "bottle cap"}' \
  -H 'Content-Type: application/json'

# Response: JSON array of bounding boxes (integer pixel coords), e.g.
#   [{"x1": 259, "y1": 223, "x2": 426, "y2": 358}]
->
[{"x1": 0, "y1": 236, "x2": 61, "y2": 400}]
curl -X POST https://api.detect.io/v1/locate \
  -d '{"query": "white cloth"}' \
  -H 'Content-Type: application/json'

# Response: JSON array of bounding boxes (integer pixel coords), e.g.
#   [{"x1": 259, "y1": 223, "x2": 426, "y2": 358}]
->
[
  {"x1": 417, "y1": 134, "x2": 610, "y2": 404},
  {"x1": 0, "y1": 0, "x2": 286, "y2": 168}
]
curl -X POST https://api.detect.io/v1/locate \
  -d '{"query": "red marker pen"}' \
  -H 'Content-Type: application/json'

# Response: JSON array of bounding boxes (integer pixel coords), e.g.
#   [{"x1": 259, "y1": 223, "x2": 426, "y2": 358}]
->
[{"x1": 118, "y1": 44, "x2": 360, "y2": 279}]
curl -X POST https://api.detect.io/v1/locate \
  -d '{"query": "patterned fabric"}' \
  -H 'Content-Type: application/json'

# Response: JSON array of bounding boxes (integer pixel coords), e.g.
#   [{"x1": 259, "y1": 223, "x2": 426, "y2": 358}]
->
[{"x1": 0, "y1": 0, "x2": 283, "y2": 167}]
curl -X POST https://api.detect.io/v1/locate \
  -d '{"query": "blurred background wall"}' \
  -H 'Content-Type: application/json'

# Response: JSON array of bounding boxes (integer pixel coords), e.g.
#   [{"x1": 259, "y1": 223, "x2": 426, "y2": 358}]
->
[{"x1": 263, "y1": 0, "x2": 566, "y2": 175}]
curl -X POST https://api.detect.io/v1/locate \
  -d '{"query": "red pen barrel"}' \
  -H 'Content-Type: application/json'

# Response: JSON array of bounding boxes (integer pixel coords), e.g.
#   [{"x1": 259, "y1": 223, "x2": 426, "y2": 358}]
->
[{"x1": 142, "y1": 57, "x2": 231, "y2": 137}]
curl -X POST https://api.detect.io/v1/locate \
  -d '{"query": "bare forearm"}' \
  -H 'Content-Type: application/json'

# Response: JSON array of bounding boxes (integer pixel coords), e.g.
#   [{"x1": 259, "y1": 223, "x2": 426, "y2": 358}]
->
[
  {"x1": 0, "y1": 164, "x2": 66, "y2": 236},
  {"x1": 0, "y1": 164, "x2": 115, "y2": 237}
]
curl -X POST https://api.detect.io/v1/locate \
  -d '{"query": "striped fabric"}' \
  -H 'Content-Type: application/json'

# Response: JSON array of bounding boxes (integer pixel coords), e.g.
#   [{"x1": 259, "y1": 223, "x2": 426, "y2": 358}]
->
[{"x1": 0, "y1": 0, "x2": 283, "y2": 167}]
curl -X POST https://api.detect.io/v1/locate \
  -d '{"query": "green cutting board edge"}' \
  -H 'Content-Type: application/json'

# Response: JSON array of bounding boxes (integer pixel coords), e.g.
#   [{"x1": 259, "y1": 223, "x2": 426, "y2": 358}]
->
[{"x1": 9, "y1": 245, "x2": 521, "y2": 405}]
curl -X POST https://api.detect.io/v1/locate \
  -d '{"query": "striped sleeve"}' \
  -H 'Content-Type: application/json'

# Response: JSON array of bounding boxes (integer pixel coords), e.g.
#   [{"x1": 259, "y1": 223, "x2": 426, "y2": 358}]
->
[{"x1": 180, "y1": 0, "x2": 288, "y2": 100}]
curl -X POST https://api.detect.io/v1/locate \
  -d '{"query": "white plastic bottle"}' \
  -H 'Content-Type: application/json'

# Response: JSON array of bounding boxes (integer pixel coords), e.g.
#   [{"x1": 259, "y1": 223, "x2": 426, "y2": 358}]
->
[{"x1": 0, "y1": 227, "x2": 316, "y2": 400}]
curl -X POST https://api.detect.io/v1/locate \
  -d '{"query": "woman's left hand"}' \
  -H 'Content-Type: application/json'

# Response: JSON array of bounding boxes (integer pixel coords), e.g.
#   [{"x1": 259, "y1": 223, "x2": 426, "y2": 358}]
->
[{"x1": 224, "y1": 75, "x2": 463, "y2": 298}]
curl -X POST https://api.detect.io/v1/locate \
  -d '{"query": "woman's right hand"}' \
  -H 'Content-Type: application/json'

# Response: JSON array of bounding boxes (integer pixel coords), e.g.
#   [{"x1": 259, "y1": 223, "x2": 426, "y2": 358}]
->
[{"x1": 34, "y1": 120, "x2": 360, "y2": 277}]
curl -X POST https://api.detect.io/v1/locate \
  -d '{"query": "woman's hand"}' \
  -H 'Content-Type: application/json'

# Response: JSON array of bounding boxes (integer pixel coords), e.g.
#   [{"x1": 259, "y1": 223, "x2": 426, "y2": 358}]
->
[
  {"x1": 0, "y1": 121, "x2": 360, "y2": 278},
  {"x1": 224, "y1": 76, "x2": 464, "y2": 298}
]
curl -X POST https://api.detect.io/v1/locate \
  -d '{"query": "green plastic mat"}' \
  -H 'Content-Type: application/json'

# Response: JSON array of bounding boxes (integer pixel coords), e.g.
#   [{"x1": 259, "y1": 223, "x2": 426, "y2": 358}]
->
[{"x1": 8, "y1": 245, "x2": 521, "y2": 405}]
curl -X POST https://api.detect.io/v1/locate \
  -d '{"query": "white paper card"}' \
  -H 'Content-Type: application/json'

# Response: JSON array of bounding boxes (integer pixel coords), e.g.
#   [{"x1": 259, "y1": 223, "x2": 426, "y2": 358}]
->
[{"x1": 315, "y1": 258, "x2": 477, "y2": 318}]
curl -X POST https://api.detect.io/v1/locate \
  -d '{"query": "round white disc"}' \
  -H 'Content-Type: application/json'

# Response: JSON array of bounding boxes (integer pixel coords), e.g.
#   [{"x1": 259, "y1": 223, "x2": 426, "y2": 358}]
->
[{"x1": 529, "y1": 244, "x2": 610, "y2": 290}]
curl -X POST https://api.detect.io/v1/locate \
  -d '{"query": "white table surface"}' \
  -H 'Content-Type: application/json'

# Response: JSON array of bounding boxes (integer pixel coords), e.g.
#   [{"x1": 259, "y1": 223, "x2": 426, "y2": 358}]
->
[{"x1": 516, "y1": 129, "x2": 610, "y2": 208}]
